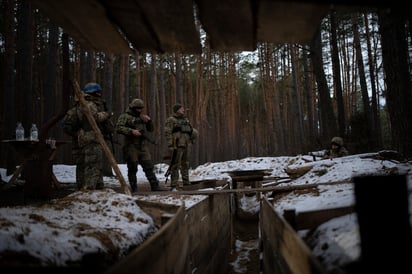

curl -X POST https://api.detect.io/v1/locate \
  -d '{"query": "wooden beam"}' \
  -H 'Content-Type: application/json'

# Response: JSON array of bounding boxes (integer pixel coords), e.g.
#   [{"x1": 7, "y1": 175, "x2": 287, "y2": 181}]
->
[
  {"x1": 283, "y1": 206, "x2": 355, "y2": 231},
  {"x1": 133, "y1": 183, "x2": 319, "y2": 196},
  {"x1": 195, "y1": 0, "x2": 256, "y2": 51}
]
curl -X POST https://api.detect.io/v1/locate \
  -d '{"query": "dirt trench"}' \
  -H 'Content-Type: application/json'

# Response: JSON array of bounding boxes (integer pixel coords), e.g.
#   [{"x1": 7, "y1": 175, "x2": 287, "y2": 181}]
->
[{"x1": 228, "y1": 217, "x2": 261, "y2": 274}]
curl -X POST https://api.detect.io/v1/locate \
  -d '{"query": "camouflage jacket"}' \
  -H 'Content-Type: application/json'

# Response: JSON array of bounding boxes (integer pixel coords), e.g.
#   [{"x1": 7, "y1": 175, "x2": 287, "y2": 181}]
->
[
  {"x1": 63, "y1": 102, "x2": 80, "y2": 138},
  {"x1": 164, "y1": 113, "x2": 197, "y2": 148},
  {"x1": 63, "y1": 95, "x2": 114, "y2": 147},
  {"x1": 116, "y1": 107, "x2": 154, "y2": 145},
  {"x1": 325, "y1": 146, "x2": 349, "y2": 158}
]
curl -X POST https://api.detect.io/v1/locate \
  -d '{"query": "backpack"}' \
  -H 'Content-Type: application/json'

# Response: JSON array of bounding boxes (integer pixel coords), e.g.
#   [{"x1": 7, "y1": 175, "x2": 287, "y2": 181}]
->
[{"x1": 63, "y1": 105, "x2": 80, "y2": 137}]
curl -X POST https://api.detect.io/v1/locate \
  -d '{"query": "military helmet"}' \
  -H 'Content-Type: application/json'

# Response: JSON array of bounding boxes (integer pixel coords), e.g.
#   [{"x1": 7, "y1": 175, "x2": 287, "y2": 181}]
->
[
  {"x1": 173, "y1": 103, "x2": 183, "y2": 113},
  {"x1": 331, "y1": 136, "x2": 344, "y2": 147},
  {"x1": 129, "y1": 98, "x2": 145, "y2": 108},
  {"x1": 83, "y1": 82, "x2": 102, "y2": 94}
]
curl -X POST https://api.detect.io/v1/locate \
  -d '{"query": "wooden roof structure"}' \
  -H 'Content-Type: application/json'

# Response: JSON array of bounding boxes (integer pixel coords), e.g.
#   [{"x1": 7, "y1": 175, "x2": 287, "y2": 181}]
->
[{"x1": 30, "y1": 0, "x2": 380, "y2": 54}]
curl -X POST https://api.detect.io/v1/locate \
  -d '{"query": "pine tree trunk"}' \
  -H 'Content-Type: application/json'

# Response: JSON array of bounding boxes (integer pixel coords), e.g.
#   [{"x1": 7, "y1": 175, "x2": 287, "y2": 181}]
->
[{"x1": 378, "y1": 9, "x2": 412, "y2": 158}]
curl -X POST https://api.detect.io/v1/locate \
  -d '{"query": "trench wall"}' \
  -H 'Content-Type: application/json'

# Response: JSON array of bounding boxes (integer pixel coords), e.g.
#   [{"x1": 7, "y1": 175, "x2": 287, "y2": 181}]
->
[
  {"x1": 108, "y1": 193, "x2": 328, "y2": 274},
  {"x1": 260, "y1": 197, "x2": 327, "y2": 274},
  {"x1": 106, "y1": 194, "x2": 231, "y2": 274}
]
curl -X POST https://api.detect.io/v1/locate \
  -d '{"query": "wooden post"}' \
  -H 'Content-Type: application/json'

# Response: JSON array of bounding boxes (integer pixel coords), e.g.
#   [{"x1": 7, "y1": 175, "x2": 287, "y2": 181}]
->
[{"x1": 72, "y1": 80, "x2": 131, "y2": 195}]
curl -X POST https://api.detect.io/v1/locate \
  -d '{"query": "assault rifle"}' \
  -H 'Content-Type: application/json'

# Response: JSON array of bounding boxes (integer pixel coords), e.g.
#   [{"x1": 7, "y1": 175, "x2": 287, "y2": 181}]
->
[
  {"x1": 165, "y1": 148, "x2": 177, "y2": 184},
  {"x1": 139, "y1": 130, "x2": 157, "y2": 145},
  {"x1": 107, "y1": 132, "x2": 116, "y2": 155},
  {"x1": 132, "y1": 118, "x2": 157, "y2": 145},
  {"x1": 102, "y1": 102, "x2": 116, "y2": 156}
]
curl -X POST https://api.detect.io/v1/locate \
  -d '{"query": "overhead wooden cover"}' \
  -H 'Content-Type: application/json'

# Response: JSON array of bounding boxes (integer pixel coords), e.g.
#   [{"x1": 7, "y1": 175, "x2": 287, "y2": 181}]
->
[
  {"x1": 30, "y1": 0, "x2": 333, "y2": 54},
  {"x1": 31, "y1": 0, "x2": 133, "y2": 54}
]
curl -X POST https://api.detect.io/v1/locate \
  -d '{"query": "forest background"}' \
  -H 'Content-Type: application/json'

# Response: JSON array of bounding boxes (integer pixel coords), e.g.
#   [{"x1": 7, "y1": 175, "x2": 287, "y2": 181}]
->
[{"x1": 0, "y1": 1, "x2": 411, "y2": 172}]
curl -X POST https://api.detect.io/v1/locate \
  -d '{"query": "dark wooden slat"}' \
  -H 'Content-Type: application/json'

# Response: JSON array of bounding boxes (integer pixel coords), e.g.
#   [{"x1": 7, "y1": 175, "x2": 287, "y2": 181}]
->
[
  {"x1": 283, "y1": 206, "x2": 355, "y2": 230},
  {"x1": 261, "y1": 198, "x2": 327, "y2": 274},
  {"x1": 106, "y1": 205, "x2": 190, "y2": 274},
  {"x1": 31, "y1": 0, "x2": 133, "y2": 53},
  {"x1": 133, "y1": 183, "x2": 319, "y2": 195},
  {"x1": 139, "y1": 0, "x2": 202, "y2": 53},
  {"x1": 102, "y1": 0, "x2": 161, "y2": 53},
  {"x1": 105, "y1": 0, "x2": 201, "y2": 53},
  {"x1": 195, "y1": 0, "x2": 256, "y2": 51},
  {"x1": 31, "y1": 1, "x2": 392, "y2": 54},
  {"x1": 257, "y1": 1, "x2": 329, "y2": 44}
]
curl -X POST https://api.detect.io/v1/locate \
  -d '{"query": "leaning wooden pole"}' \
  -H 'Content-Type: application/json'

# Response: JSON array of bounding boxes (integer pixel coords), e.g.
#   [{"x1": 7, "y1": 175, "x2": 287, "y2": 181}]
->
[{"x1": 72, "y1": 80, "x2": 131, "y2": 195}]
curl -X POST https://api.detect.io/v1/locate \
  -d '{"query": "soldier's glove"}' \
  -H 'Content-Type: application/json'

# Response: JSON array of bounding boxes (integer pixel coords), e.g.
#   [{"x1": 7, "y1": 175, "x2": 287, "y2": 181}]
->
[{"x1": 97, "y1": 111, "x2": 110, "y2": 122}]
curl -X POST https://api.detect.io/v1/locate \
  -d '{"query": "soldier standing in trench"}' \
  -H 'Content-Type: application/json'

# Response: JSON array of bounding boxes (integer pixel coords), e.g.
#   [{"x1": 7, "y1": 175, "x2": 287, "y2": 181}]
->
[
  {"x1": 63, "y1": 82, "x2": 114, "y2": 190},
  {"x1": 116, "y1": 98, "x2": 166, "y2": 192},
  {"x1": 164, "y1": 103, "x2": 198, "y2": 190}
]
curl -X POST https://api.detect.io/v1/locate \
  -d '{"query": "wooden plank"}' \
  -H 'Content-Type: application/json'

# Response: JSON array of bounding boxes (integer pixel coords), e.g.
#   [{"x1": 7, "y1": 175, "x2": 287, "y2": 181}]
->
[
  {"x1": 257, "y1": 1, "x2": 329, "y2": 44},
  {"x1": 181, "y1": 179, "x2": 228, "y2": 191},
  {"x1": 138, "y1": 0, "x2": 201, "y2": 53},
  {"x1": 51, "y1": 173, "x2": 60, "y2": 189},
  {"x1": 106, "y1": 205, "x2": 190, "y2": 274},
  {"x1": 31, "y1": 1, "x2": 387, "y2": 54},
  {"x1": 104, "y1": 0, "x2": 201, "y2": 53},
  {"x1": 101, "y1": 0, "x2": 161, "y2": 53},
  {"x1": 133, "y1": 183, "x2": 319, "y2": 196},
  {"x1": 260, "y1": 198, "x2": 327, "y2": 274},
  {"x1": 72, "y1": 80, "x2": 131, "y2": 195},
  {"x1": 195, "y1": 0, "x2": 255, "y2": 51},
  {"x1": 231, "y1": 175, "x2": 264, "y2": 182},
  {"x1": 283, "y1": 206, "x2": 355, "y2": 231},
  {"x1": 31, "y1": 0, "x2": 132, "y2": 54},
  {"x1": 0, "y1": 163, "x2": 25, "y2": 191},
  {"x1": 224, "y1": 169, "x2": 272, "y2": 176}
]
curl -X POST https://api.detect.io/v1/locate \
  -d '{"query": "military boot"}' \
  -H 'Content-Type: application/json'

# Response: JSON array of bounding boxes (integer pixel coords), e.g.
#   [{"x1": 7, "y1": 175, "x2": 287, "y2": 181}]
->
[
  {"x1": 150, "y1": 180, "x2": 168, "y2": 191},
  {"x1": 129, "y1": 181, "x2": 138, "y2": 193}
]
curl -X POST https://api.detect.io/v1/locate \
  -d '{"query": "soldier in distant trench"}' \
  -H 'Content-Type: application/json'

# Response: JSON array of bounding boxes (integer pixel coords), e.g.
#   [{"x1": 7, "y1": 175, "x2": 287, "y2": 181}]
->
[{"x1": 323, "y1": 136, "x2": 349, "y2": 159}]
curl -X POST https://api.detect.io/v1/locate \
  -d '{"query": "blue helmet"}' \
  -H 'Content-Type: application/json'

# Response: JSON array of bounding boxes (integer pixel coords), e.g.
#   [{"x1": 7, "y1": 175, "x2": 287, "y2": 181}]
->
[{"x1": 83, "y1": 82, "x2": 102, "y2": 94}]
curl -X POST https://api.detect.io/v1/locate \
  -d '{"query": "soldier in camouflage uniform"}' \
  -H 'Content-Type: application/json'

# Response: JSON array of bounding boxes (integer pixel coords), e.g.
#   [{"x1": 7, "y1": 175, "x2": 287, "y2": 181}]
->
[
  {"x1": 63, "y1": 98, "x2": 84, "y2": 188},
  {"x1": 164, "y1": 103, "x2": 198, "y2": 189},
  {"x1": 116, "y1": 98, "x2": 165, "y2": 192},
  {"x1": 63, "y1": 82, "x2": 114, "y2": 190},
  {"x1": 323, "y1": 136, "x2": 349, "y2": 159}
]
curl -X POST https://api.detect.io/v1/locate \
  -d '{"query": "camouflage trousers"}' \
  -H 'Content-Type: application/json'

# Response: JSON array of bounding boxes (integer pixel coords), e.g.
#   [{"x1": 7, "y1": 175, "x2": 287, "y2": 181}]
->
[
  {"x1": 123, "y1": 143, "x2": 159, "y2": 191},
  {"x1": 72, "y1": 147, "x2": 84, "y2": 189},
  {"x1": 75, "y1": 142, "x2": 104, "y2": 190},
  {"x1": 170, "y1": 146, "x2": 190, "y2": 187}
]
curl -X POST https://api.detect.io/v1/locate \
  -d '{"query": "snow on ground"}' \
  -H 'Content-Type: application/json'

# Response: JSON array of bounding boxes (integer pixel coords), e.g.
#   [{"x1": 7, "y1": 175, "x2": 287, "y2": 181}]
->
[{"x1": 0, "y1": 150, "x2": 411, "y2": 272}]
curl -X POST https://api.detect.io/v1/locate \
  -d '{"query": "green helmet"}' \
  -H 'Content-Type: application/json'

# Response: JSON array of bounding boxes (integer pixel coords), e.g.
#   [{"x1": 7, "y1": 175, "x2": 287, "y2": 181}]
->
[
  {"x1": 331, "y1": 136, "x2": 344, "y2": 146},
  {"x1": 173, "y1": 103, "x2": 183, "y2": 113},
  {"x1": 129, "y1": 98, "x2": 144, "y2": 108},
  {"x1": 83, "y1": 82, "x2": 102, "y2": 94}
]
